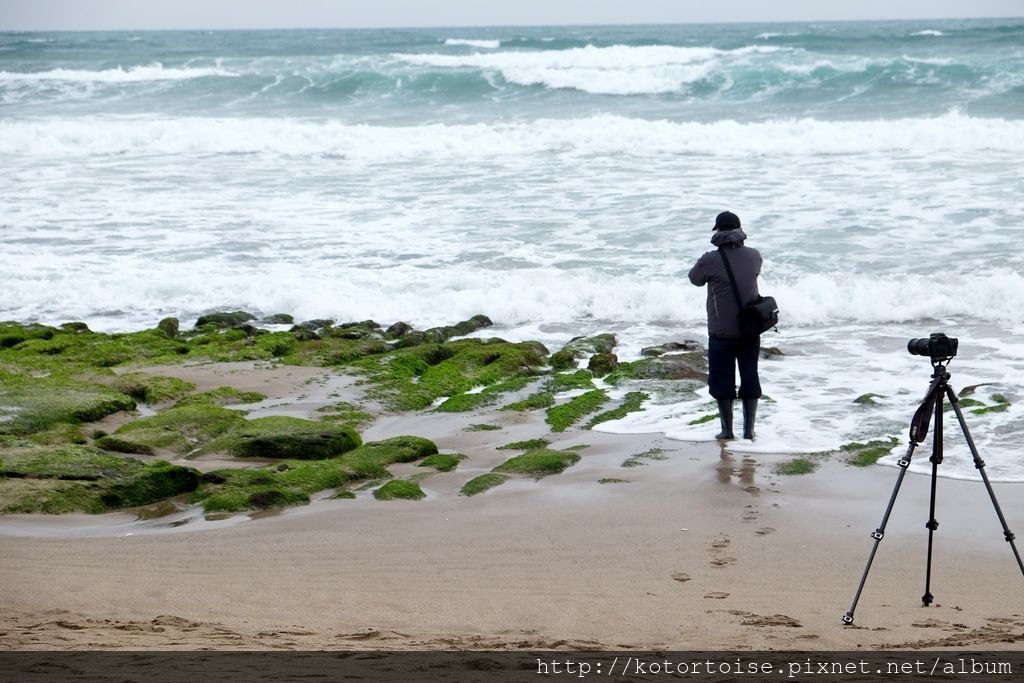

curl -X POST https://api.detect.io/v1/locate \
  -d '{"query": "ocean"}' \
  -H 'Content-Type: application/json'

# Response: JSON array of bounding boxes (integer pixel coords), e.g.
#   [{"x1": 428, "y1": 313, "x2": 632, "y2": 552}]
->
[{"x1": 2, "y1": 18, "x2": 1023, "y2": 480}]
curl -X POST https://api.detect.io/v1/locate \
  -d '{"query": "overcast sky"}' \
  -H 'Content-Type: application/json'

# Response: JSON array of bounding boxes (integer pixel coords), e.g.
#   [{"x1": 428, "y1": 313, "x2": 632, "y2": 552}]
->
[{"x1": 1, "y1": 0, "x2": 1020, "y2": 31}]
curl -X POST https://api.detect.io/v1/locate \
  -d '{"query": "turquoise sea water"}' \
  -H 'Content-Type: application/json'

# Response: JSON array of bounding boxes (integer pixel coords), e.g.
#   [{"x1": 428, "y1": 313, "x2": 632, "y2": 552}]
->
[{"x1": 2, "y1": 19, "x2": 1024, "y2": 478}]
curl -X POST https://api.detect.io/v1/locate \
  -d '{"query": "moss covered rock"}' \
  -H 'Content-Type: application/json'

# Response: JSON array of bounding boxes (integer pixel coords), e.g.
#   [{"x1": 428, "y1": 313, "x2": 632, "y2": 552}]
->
[
  {"x1": 339, "y1": 436, "x2": 438, "y2": 478},
  {"x1": 350, "y1": 337, "x2": 546, "y2": 411},
  {"x1": 588, "y1": 353, "x2": 618, "y2": 377},
  {"x1": 460, "y1": 473, "x2": 509, "y2": 496},
  {"x1": 190, "y1": 459, "x2": 350, "y2": 512},
  {"x1": 561, "y1": 334, "x2": 616, "y2": 359},
  {"x1": 418, "y1": 453, "x2": 465, "y2": 472},
  {"x1": 545, "y1": 390, "x2": 608, "y2": 432},
  {"x1": 611, "y1": 352, "x2": 708, "y2": 382},
  {"x1": 174, "y1": 387, "x2": 266, "y2": 407},
  {"x1": 373, "y1": 479, "x2": 426, "y2": 501},
  {"x1": 587, "y1": 391, "x2": 648, "y2": 428},
  {"x1": 195, "y1": 311, "x2": 256, "y2": 329},
  {"x1": 97, "y1": 403, "x2": 245, "y2": 455},
  {"x1": 190, "y1": 435, "x2": 439, "y2": 512},
  {"x1": 0, "y1": 371, "x2": 136, "y2": 436},
  {"x1": 0, "y1": 446, "x2": 200, "y2": 514},
  {"x1": 201, "y1": 416, "x2": 361, "y2": 459},
  {"x1": 156, "y1": 317, "x2": 180, "y2": 339},
  {"x1": 494, "y1": 448, "x2": 581, "y2": 477},
  {"x1": 112, "y1": 373, "x2": 196, "y2": 405},
  {"x1": 640, "y1": 340, "x2": 703, "y2": 357}
]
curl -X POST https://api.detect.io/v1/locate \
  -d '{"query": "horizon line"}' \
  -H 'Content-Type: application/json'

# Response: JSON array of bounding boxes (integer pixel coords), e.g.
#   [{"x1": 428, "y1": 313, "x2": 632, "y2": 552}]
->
[{"x1": 2, "y1": 14, "x2": 1021, "y2": 33}]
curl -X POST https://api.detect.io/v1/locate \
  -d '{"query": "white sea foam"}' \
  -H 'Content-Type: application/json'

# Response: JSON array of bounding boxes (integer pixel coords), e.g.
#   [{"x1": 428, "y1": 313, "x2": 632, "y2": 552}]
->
[
  {"x1": 911, "y1": 29, "x2": 944, "y2": 37},
  {"x1": 444, "y1": 38, "x2": 501, "y2": 49},
  {"x1": 0, "y1": 63, "x2": 238, "y2": 83},
  {"x1": 393, "y1": 44, "x2": 786, "y2": 94},
  {"x1": 3, "y1": 113, "x2": 1023, "y2": 158}
]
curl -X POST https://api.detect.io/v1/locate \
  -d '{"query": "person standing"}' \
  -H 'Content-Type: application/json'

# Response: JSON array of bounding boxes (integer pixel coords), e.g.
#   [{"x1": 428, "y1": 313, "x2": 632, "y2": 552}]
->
[{"x1": 688, "y1": 211, "x2": 763, "y2": 440}]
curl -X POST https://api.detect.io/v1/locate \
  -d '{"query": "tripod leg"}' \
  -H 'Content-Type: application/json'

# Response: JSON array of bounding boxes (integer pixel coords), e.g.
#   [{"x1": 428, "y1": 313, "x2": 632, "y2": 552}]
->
[
  {"x1": 843, "y1": 441, "x2": 919, "y2": 624},
  {"x1": 946, "y1": 387, "x2": 1024, "y2": 577},
  {"x1": 922, "y1": 390, "x2": 943, "y2": 606}
]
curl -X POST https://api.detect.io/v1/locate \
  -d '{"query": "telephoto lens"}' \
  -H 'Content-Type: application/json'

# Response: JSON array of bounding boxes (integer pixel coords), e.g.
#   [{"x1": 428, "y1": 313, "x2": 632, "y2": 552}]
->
[{"x1": 907, "y1": 338, "x2": 932, "y2": 356}]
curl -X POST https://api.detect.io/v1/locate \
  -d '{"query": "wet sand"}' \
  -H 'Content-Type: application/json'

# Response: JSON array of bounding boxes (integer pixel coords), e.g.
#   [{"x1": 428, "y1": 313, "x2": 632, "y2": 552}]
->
[{"x1": 1, "y1": 363, "x2": 1022, "y2": 650}]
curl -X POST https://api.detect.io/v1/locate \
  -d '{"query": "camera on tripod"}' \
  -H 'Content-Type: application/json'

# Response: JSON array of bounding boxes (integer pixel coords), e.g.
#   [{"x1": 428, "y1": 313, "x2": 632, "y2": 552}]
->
[
  {"x1": 843, "y1": 332, "x2": 1024, "y2": 625},
  {"x1": 907, "y1": 332, "x2": 958, "y2": 360}
]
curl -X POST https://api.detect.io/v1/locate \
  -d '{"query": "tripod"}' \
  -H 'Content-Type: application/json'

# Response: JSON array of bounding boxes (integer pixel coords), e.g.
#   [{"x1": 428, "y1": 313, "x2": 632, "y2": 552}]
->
[{"x1": 842, "y1": 357, "x2": 1024, "y2": 624}]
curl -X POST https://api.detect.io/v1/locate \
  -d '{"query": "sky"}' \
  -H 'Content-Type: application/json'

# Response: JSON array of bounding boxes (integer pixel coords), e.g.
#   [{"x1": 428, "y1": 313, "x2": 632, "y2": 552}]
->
[{"x1": 0, "y1": 0, "x2": 1021, "y2": 31}]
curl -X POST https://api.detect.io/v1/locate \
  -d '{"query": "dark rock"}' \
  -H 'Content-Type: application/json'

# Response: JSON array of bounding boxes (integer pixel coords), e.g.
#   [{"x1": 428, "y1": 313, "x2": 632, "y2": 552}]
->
[
  {"x1": 452, "y1": 315, "x2": 493, "y2": 336},
  {"x1": 761, "y1": 347, "x2": 785, "y2": 359},
  {"x1": 523, "y1": 340, "x2": 550, "y2": 357},
  {"x1": 289, "y1": 326, "x2": 321, "y2": 342},
  {"x1": 395, "y1": 330, "x2": 427, "y2": 348},
  {"x1": 195, "y1": 311, "x2": 256, "y2": 329},
  {"x1": 297, "y1": 319, "x2": 335, "y2": 331},
  {"x1": 249, "y1": 490, "x2": 286, "y2": 509},
  {"x1": 60, "y1": 322, "x2": 91, "y2": 334},
  {"x1": 337, "y1": 319, "x2": 380, "y2": 330},
  {"x1": 234, "y1": 323, "x2": 259, "y2": 338},
  {"x1": 326, "y1": 321, "x2": 382, "y2": 340},
  {"x1": 235, "y1": 430, "x2": 361, "y2": 460},
  {"x1": 631, "y1": 352, "x2": 708, "y2": 381},
  {"x1": 276, "y1": 463, "x2": 291, "y2": 472},
  {"x1": 261, "y1": 313, "x2": 294, "y2": 325},
  {"x1": 385, "y1": 322, "x2": 414, "y2": 339},
  {"x1": 202, "y1": 472, "x2": 227, "y2": 484},
  {"x1": 423, "y1": 327, "x2": 450, "y2": 344},
  {"x1": 641, "y1": 340, "x2": 704, "y2": 357},
  {"x1": 854, "y1": 393, "x2": 883, "y2": 406},
  {"x1": 549, "y1": 349, "x2": 576, "y2": 371},
  {"x1": 420, "y1": 345, "x2": 455, "y2": 366},
  {"x1": 156, "y1": 317, "x2": 180, "y2": 339},
  {"x1": 562, "y1": 333, "x2": 617, "y2": 359},
  {"x1": 588, "y1": 353, "x2": 618, "y2": 377},
  {"x1": 95, "y1": 435, "x2": 155, "y2": 456}
]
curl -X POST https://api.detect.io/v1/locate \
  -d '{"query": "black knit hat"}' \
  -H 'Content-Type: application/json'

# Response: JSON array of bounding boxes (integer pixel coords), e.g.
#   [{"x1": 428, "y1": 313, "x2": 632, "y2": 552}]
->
[{"x1": 713, "y1": 211, "x2": 741, "y2": 231}]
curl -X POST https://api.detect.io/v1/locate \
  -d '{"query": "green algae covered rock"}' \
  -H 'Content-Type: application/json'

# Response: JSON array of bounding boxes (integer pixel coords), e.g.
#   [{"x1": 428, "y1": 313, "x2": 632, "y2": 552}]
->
[
  {"x1": 561, "y1": 334, "x2": 617, "y2": 359},
  {"x1": 460, "y1": 473, "x2": 509, "y2": 496},
  {"x1": 112, "y1": 373, "x2": 196, "y2": 405},
  {"x1": 493, "y1": 448, "x2": 581, "y2": 477},
  {"x1": 96, "y1": 403, "x2": 245, "y2": 455},
  {"x1": 350, "y1": 337, "x2": 547, "y2": 411},
  {"x1": 0, "y1": 446, "x2": 201, "y2": 514},
  {"x1": 174, "y1": 387, "x2": 266, "y2": 407},
  {"x1": 373, "y1": 479, "x2": 426, "y2": 501},
  {"x1": 194, "y1": 311, "x2": 256, "y2": 329},
  {"x1": 190, "y1": 435, "x2": 439, "y2": 512},
  {"x1": 201, "y1": 415, "x2": 361, "y2": 459},
  {"x1": 190, "y1": 459, "x2": 350, "y2": 512},
  {"x1": 0, "y1": 371, "x2": 136, "y2": 436},
  {"x1": 339, "y1": 436, "x2": 438, "y2": 478}
]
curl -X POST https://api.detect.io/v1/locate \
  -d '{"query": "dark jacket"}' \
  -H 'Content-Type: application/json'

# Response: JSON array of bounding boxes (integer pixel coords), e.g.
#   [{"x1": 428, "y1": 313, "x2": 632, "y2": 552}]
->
[{"x1": 688, "y1": 228, "x2": 762, "y2": 339}]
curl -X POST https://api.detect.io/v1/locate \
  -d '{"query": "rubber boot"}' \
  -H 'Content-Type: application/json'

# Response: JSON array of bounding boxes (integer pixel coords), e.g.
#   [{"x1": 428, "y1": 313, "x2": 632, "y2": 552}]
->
[
  {"x1": 715, "y1": 399, "x2": 735, "y2": 440},
  {"x1": 742, "y1": 398, "x2": 758, "y2": 440}
]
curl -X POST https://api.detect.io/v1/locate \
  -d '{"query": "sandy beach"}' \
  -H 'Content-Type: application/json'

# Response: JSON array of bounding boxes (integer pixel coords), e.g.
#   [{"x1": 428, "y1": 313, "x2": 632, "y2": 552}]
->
[{"x1": 2, "y1": 361, "x2": 1022, "y2": 652}]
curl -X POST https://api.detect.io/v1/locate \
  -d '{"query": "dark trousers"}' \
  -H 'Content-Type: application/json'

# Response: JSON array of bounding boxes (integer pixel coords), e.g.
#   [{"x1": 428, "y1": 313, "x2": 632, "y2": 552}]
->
[{"x1": 708, "y1": 335, "x2": 762, "y2": 400}]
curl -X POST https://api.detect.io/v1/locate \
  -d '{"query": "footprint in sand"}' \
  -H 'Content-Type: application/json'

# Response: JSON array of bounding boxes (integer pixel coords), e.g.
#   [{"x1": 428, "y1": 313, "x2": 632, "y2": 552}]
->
[
  {"x1": 711, "y1": 537, "x2": 731, "y2": 549},
  {"x1": 755, "y1": 527, "x2": 775, "y2": 535},
  {"x1": 710, "y1": 557, "x2": 737, "y2": 567},
  {"x1": 671, "y1": 572, "x2": 691, "y2": 582},
  {"x1": 741, "y1": 507, "x2": 759, "y2": 521},
  {"x1": 704, "y1": 592, "x2": 730, "y2": 599}
]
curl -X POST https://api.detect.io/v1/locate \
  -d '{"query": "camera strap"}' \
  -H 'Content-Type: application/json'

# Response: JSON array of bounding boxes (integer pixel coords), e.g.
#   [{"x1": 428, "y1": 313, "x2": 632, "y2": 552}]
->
[{"x1": 718, "y1": 247, "x2": 747, "y2": 310}]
